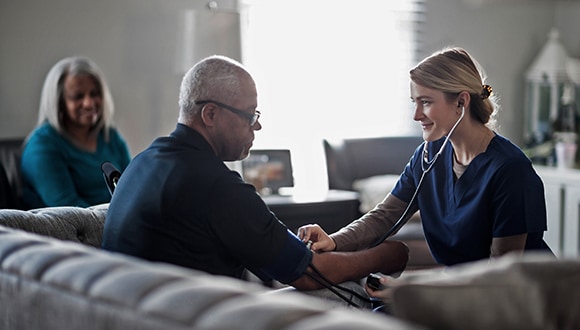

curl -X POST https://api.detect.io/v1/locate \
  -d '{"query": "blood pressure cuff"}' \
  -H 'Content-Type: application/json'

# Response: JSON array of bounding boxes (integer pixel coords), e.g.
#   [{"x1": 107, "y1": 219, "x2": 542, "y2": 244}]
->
[{"x1": 254, "y1": 229, "x2": 313, "y2": 284}]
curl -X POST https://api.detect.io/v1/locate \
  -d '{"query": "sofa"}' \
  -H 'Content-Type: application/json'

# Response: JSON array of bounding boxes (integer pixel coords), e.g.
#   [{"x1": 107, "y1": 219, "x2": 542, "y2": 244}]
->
[
  {"x1": 2, "y1": 205, "x2": 577, "y2": 330},
  {"x1": 0, "y1": 204, "x2": 426, "y2": 330},
  {"x1": 323, "y1": 136, "x2": 437, "y2": 269}
]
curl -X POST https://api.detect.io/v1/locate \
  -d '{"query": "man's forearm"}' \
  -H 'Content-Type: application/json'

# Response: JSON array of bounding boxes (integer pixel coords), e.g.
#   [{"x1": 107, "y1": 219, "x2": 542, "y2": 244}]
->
[{"x1": 291, "y1": 240, "x2": 409, "y2": 290}]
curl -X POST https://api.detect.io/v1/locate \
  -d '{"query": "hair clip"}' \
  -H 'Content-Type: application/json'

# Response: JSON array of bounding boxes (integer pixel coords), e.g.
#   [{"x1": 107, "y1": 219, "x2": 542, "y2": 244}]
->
[{"x1": 481, "y1": 84, "x2": 493, "y2": 99}]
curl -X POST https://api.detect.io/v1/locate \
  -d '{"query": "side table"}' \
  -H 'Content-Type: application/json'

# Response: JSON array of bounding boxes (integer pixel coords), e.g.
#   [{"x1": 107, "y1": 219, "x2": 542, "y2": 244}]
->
[{"x1": 263, "y1": 189, "x2": 361, "y2": 235}]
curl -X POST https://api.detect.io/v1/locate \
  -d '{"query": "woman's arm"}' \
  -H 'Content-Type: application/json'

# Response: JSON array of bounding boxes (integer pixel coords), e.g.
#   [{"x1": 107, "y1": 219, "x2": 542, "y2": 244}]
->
[
  {"x1": 21, "y1": 132, "x2": 91, "y2": 207},
  {"x1": 109, "y1": 127, "x2": 132, "y2": 169},
  {"x1": 490, "y1": 233, "x2": 527, "y2": 258},
  {"x1": 297, "y1": 193, "x2": 414, "y2": 252},
  {"x1": 330, "y1": 193, "x2": 418, "y2": 251}
]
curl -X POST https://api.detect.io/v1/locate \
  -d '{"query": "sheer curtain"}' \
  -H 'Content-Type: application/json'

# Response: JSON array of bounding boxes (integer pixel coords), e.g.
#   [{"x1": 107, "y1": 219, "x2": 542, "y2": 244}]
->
[{"x1": 240, "y1": 0, "x2": 424, "y2": 193}]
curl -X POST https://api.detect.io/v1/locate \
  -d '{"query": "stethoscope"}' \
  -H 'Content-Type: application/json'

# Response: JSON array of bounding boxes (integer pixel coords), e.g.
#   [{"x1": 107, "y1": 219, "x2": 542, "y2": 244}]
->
[{"x1": 370, "y1": 106, "x2": 465, "y2": 247}]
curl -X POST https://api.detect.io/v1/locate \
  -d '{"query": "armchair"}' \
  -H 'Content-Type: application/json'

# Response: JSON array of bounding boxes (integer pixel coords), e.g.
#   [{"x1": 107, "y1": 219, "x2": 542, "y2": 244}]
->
[{"x1": 0, "y1": 138, "x2": 25, "y2": 209}]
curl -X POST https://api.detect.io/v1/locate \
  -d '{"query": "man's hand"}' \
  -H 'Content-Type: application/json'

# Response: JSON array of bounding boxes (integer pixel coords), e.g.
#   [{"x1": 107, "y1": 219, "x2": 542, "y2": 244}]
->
[{"x1": 297, "y1": 224, "x2": 336, "y2": 252}]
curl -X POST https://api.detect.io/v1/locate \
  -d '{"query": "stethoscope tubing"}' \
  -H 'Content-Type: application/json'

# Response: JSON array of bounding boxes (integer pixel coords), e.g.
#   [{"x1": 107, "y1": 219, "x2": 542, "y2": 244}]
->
[{"x1": 370, "y1": 107, "x2": 465, "y2": 247}]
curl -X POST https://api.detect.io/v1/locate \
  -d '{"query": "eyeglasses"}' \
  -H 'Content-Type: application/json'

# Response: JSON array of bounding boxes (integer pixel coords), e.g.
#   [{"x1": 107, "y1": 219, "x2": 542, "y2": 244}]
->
[{"x1": 195, "y1": 100, "x2": 261, "y2": 126}]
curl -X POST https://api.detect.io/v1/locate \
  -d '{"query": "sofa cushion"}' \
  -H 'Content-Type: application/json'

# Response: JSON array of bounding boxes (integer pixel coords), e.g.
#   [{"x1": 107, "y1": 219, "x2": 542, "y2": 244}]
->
[
  {"x1": 353, "y1": 174, "x2": 399, "y2": 213},
  {"x1": 323, "y1": 136, "x2": 422, "y2": 191},
  {"x1": 353, "y1": 174, "x2": 424, "y2": 240},
  {"x1": 391, "y1": 253, "x2": 579, "y2": 330},
  {"x1": 0, "y1": 203, "x2": 107, "y2": 247}
]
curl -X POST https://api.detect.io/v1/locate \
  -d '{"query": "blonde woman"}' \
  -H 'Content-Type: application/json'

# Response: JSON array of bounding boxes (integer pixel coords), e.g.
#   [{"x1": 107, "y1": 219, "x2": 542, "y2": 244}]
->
[{"x1": 299, "y1": 47, "x2": 553, "y2": 291}]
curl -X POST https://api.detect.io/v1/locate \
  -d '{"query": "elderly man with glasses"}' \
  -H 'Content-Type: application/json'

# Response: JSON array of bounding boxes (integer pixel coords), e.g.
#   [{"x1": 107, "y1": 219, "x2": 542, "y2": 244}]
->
[{"x1": 102, "y1": 55, "x2": 408, "y2": 302}]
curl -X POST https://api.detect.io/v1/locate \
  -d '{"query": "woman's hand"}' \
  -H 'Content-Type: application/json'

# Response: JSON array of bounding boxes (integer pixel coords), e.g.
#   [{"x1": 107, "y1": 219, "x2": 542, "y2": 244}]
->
[
  {"x1": 365, "y1": 273, "x2": 405, "y2": 301},
  {"x1": 297, "y1": 224, "x2": 336, "y2": 252}
]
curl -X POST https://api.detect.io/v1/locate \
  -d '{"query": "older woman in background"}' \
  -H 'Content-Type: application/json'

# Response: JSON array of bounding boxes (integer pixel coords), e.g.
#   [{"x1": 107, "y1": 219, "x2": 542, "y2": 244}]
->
[{"x1": 21, "y1": 56, "x2": 131, "y2": 208}]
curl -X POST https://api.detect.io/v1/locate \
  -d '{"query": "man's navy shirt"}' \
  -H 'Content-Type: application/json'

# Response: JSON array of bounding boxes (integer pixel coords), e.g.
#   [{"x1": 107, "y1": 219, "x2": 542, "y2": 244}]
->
[{"x1": 102, "y1": 124, "x2": 311, "y2": 283}]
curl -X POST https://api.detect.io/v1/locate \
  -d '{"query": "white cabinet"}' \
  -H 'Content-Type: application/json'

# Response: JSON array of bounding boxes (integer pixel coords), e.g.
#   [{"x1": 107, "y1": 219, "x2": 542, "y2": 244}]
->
[{"x1": 534, "y1": 165, "x2": 580, "y2": 258}]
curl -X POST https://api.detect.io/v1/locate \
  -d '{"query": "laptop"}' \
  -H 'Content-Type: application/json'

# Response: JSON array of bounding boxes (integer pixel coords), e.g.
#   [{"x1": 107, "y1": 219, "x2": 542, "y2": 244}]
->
[{"x1": 241, "y1": 149, "x2": 294, "y2": 195}]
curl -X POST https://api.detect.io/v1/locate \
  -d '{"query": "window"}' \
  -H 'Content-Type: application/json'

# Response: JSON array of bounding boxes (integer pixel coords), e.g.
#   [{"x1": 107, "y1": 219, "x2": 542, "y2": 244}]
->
[{"x1": 241, "y1": 0, "x2": 424, "y2": 192}]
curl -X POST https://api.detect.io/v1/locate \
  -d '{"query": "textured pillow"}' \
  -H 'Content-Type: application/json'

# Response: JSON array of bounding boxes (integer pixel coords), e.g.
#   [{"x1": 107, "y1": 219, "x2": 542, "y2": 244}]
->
[
  {"x1": 352, "y1": 174, "x2": 400, "y2": 213},
  {"x1": 391, "y1": 253, "x2": 580, "y2": 330}
]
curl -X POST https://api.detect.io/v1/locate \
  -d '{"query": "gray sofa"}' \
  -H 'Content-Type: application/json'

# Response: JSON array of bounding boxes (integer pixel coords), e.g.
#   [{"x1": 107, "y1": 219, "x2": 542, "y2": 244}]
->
[
  {"x1": 2, "y1": 205, "x2": 577, "y2": 330},
  {"x1": 0, "y1": 204, "x2": 425, "y2": 330}
]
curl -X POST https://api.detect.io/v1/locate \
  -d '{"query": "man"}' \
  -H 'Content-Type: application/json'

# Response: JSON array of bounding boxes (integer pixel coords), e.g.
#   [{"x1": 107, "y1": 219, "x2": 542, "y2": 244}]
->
[{"x1": 102, "y1": 55, "x2": 408, "y2": 291}]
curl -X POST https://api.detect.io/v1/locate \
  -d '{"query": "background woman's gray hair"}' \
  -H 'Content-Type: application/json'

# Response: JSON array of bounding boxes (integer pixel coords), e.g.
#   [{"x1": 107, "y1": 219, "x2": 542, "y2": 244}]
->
[
  {"x1": 37, "y1": 56, "x2": 115, "y2": 141},
  {"x1": 178, "y1": 55, "x2": 246, "y2": 119}
]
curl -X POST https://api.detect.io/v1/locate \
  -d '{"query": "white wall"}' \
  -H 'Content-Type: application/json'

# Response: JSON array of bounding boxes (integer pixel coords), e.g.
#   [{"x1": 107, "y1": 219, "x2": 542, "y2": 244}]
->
[
  {"x1": 421, "y1": 0, "x2": 580, "y2": 146},
  {"x1": 1, "y1": 0, "x2": 579, "y2": 153},
  {"x1": 0, "y1": 0, "x2": 238, "y2": 155}
]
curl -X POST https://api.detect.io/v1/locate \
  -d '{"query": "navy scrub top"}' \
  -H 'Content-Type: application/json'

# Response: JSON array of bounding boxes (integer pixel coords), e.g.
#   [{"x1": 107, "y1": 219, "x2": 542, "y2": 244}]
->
[{"x1": 392, "y1": 134, "x2": 551, "y2": 265}]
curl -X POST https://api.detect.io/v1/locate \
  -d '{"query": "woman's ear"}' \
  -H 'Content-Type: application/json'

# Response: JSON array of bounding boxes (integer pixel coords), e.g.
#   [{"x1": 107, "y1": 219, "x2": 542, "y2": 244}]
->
[{"x1": 457, "y1": 91, "x2": 471, "y2": 109}]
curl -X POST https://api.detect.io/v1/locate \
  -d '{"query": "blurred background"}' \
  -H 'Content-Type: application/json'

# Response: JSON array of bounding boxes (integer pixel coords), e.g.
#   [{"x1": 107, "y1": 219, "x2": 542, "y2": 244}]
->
[{"x1": 1, "y1": 0, "x2": 579, "y2": 191}]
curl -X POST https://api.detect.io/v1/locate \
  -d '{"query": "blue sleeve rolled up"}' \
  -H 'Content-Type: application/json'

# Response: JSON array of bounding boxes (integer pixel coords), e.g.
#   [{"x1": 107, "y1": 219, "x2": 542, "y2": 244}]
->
[{"x1": 257, "y1": 229, "x2": 313, "y2": 284}]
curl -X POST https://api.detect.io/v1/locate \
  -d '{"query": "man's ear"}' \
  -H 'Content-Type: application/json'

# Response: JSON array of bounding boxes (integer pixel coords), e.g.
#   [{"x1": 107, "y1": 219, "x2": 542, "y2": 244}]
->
[{"x1": 200, "y1": 103, "x2": 217, "y2": 126}]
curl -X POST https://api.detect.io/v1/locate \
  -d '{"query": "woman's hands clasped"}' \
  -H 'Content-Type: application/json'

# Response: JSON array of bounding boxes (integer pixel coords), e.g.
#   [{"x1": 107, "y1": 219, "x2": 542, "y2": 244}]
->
[{"x1": 297, "y1": 224, "x2": 336, "y2": 252}]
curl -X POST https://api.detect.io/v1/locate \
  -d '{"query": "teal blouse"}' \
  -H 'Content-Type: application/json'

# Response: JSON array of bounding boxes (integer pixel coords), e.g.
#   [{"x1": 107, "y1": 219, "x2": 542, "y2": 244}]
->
[{"x1": 21, "y1": 122, "x2": 131, "y2": 208}]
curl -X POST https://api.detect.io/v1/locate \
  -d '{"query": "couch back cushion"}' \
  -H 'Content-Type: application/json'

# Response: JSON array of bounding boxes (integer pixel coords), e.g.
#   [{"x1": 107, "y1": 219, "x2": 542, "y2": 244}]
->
[
  {"x1": 0, "y1": 204, "x2": 108, "y2": 247},
  {"x1": 323, "y1": 136, "x2": 423, "y2": 190}
]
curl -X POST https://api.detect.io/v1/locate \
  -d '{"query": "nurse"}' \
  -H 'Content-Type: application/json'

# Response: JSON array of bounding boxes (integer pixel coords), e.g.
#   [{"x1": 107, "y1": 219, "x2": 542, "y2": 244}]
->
[{"x1": 298, "y1": 47, "x2": 552, "y2": 285}]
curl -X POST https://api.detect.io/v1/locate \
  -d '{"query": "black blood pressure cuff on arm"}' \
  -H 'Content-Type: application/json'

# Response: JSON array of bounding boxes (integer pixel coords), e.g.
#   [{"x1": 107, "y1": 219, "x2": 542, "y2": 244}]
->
[{"x1": 256, "y1": 229, "x2": 313, "y2": 284}]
